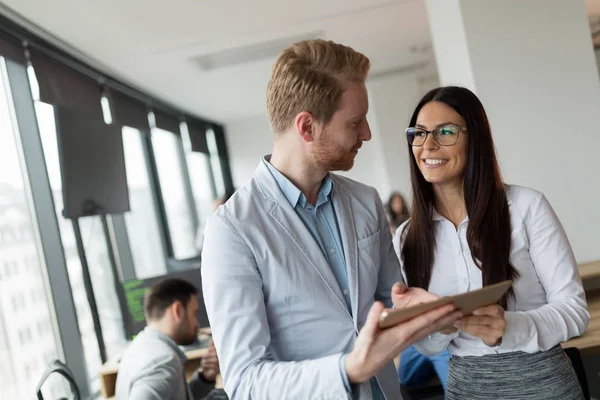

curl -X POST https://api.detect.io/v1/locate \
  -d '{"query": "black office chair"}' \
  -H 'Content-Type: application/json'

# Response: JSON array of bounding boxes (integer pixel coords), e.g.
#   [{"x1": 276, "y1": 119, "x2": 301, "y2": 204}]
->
[
  {"x1": 35, "y1": 359, "x2": 80, "y2": 400},
  {"x1": 563, "y1": 347, "x2": 590, "y2": 400}
]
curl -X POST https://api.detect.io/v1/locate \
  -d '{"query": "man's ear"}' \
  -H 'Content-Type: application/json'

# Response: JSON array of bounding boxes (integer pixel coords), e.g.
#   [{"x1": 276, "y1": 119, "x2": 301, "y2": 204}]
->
[
  {"x1": 171, "y1": 301, "x2": 185, "y2": 322},
  {"x1": 294, "y1": 111, "x2": 317, "y2": 143}
]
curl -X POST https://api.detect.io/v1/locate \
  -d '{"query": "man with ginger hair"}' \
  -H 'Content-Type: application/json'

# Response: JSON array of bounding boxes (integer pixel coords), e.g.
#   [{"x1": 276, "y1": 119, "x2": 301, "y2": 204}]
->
[{"x1": 201, "y1": 39, "x2": 460, "y2": 399}]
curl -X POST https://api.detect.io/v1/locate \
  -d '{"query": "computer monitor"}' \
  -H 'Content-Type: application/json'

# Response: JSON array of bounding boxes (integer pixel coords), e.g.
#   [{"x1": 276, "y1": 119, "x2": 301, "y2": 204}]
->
[{"x1": 122, "y1": 267, "x2": 209, "y2": 339}]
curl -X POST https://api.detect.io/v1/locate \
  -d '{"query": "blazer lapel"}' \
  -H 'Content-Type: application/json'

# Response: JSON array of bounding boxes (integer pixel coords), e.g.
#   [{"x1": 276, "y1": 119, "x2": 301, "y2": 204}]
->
[
  {"x1": 331, "y1": 185, "x2": 359, "y2": 328},
  {"x1": 269, "y1": 202, "x2": 350, "y2": 315},
  {"x1": 254, "y1": 159, "x2": 350, "y2": 315}
]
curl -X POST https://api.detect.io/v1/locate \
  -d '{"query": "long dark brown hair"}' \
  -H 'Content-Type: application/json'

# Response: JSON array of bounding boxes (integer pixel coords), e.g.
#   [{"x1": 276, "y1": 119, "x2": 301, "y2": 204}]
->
[{"x1": 401, "y1": 86, "x2": 519, "y2": 309}]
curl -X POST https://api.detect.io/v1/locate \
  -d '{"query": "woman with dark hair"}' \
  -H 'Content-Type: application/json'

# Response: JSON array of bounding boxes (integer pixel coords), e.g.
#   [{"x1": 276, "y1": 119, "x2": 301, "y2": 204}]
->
[
  {"x1": 386, "y1": 192, "x2": 410, "y2": 234},
  {"x1": 394, "y1": 86, "x2": 589, "y2": 399}
]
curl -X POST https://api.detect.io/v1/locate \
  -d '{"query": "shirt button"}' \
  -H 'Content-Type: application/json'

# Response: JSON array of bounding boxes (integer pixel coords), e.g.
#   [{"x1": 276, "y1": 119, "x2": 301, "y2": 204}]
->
[
  {"x1": 343, "y1": 289, "x2": 349, "y2": 295},
  {"x1": 330, "y1": 248, "x2": 336, "y2": 254}
]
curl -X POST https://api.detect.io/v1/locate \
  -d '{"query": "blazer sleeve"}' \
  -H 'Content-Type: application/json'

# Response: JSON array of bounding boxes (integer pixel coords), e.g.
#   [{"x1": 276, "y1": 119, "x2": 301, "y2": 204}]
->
[{"x1": 201, "y1": 213, "x2": 350, "y2": 400}]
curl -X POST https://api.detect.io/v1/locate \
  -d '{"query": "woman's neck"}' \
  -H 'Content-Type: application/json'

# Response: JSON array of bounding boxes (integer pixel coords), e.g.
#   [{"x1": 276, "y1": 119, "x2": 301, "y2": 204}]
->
[{"x1": 432, "y1": 179, "x2": 467, "y2": 229}]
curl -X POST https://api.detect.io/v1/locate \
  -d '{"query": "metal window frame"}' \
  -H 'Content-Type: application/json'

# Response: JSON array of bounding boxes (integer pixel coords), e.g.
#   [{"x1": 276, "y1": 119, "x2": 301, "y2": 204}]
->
[
  {"x1": 110, "y1": 214, "x2": 136, "y2": 281},
  {"x1": 148, "y1": 127, "x2": 202, "y2": 263},
  {"x1": 143, "y1": 130, "x2": 174, "y2": 260},
  {"x1": 175, "y1": 133, "x2": 200, "y2": 240},
  {"x1": 2, "y1": 57, "x2": 90, "y2": 397},
  {"x1": 213, "y1": 124, "x2": 235, "y2": 196}
]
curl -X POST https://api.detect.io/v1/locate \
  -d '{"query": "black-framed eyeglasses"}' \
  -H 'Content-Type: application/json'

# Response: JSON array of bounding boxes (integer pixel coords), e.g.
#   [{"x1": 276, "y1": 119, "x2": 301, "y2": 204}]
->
[{"x1": 405, "y1": 124, "x2": 465, "y2": 147}]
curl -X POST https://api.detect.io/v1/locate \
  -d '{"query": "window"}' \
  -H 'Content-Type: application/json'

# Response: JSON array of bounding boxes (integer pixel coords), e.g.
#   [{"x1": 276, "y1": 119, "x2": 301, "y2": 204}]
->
[
  {"x1": 186, "y1": 151, "x2": 215, "y2": 224},
  {"x1": 0, "y1": 63, "x2": 62, "y2": 399},
  {"x1": 206, "y1": 128, "x2": 226, "y2": 198},
  {"x1": 34, "y1": 100, "x2": 126, "y2": 391},
  {"x1": 152, "y1": 128, "x2": 197, "y2": 259},
  {"x1": 122, "y1": 127, "x2": 167, "y2": 278}
]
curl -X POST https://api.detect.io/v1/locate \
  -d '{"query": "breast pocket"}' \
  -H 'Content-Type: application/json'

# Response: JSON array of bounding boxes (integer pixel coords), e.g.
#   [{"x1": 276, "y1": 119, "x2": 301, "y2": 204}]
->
[{"x1": 357, "y1": 230, "x2": 381, "y2": 294}]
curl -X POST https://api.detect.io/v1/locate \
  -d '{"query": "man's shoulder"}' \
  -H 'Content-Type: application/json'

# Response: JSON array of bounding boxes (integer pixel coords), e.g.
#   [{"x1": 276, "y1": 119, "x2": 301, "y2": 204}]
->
[
  {"x1": 213, "y1": 178, "x2": 272, "y2": 222},
  {"x1": 120, "y1": 331, "x2": 181, "y2": 370},
  {"x1": 329, "y1": 173, "x2": 380, "y2": 202},
  {"x1": 115, "y1": 331, "x2": 184, "y2": 399}
]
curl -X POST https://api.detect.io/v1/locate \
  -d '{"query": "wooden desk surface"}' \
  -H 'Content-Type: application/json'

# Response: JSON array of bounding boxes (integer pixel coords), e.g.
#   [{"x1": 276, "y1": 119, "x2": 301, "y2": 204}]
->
[
  {"x1": 579, "y1": 260, "x2": 600, "y2": 281},
  {"x1": 562, "y1": 289, "x2": 600, "y2": 353}
]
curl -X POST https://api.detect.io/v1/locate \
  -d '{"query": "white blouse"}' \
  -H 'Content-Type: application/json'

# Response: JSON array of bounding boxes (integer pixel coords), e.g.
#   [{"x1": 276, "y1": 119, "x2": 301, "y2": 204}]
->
[{"x1": 393, "y1": 185, "x2": 589, "y2": 356}]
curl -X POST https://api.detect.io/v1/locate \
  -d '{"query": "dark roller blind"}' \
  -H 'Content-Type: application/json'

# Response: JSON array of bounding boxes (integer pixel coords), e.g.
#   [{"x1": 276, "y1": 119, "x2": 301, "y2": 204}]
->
[
  {"x1": 55, "y1": 106, "x2": 130, "y2": 219},
  {"x1": 187, "y1": 119, "x2": 209, "y2": 154},
  {"x1": 0, "y1": 34, "x2": 26, "y2": 64},
  {"x1": 105, "y1": 88, "x2": 150, "y2": 131},
  {"x1": 31, "y1": 53, "x2": 104, "y2": 119},
  {"x1": 154, "y1": 109, "x2": 181, "y2": 134}
]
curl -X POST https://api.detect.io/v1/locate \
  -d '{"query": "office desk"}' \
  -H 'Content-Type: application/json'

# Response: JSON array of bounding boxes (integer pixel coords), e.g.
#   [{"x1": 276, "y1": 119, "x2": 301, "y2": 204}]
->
[
  {"x1": 562, "y1": 289, "x2": 600, "y2": 354},
  {"x1": 100, "y1": 328, "x2": 220, "y2": 399},
  {"x1": 562, "y1": 261, "x2": 600, "y2": 353},
  {"x1": 579, "y1": 260, "x2": 600, "y2": 281}
]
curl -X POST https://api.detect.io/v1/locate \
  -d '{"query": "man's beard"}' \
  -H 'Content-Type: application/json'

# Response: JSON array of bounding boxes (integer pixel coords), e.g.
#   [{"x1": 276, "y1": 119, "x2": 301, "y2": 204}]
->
[
  {"x1": 312, "y1": 131, "x2": 361, "y2": 172},
  {"x1": 174, "y1": 322, "x2": 197, "y2": 346}
]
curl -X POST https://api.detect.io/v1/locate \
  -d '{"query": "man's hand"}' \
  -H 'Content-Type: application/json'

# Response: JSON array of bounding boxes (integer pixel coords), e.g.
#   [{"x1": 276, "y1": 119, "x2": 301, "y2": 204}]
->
[
  {"x1": 201, "y1": 340, "x2": 220, "y2": 382},
  {"x1": 344, "y1": 300, "x2": 462, "y2": 384},
  {"x1": 454, "y1": 304, "x2": 505, "y2": 347}
]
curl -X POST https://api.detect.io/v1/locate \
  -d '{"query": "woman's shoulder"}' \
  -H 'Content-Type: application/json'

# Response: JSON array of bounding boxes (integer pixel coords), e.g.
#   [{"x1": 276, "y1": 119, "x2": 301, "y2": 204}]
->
[
  {"x1": 505, "y1": 184, "x2": 544, "y2": 206},
  {"x1": 505, "y1": 184, "x2": 548, "y2": 222}
]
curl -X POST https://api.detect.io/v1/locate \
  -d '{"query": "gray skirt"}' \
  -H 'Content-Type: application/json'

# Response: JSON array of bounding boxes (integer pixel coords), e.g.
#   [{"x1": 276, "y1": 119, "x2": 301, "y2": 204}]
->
[{"x1": 446, "y1": 345, "x2": 584, "y2": 400}]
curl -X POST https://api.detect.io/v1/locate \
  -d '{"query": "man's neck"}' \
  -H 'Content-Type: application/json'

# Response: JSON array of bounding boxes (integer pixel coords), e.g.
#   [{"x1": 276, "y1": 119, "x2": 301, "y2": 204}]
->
[
  {"x1": 147, "y1": 321, "x2": 178, "y2": 344},
  {"x1": 269, "y1": 143, "x2": 327, "y2": 206}
]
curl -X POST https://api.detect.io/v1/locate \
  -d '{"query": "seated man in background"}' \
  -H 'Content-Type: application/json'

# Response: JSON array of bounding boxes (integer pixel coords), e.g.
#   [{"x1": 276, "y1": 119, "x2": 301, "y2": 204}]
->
[{"x1": 115, "y1": 278, "x2": 221, "y2": 400}]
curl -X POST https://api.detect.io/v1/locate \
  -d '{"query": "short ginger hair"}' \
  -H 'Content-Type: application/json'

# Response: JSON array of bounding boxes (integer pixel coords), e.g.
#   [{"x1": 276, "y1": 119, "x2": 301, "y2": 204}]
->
[{"x1": 266, "y1": 39, "x2": 371, "y2": 134}]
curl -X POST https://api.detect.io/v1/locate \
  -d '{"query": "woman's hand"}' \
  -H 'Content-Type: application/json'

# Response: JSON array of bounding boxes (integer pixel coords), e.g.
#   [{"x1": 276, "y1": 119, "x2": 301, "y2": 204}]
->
[
  {"x1": 392, "y1": 283, "x2": 460, "y2": 335},
  {"x1": 454, "y1": 304, "x2": 506, "y2": 346},
  {"x1": 391, "y1": 282, "x2": 439, "y2": 309}
]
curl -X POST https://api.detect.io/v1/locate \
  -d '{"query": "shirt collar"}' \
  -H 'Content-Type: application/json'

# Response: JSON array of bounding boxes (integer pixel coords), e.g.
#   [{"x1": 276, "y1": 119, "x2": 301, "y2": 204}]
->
[
  {"x1": 431, "y1": 207, "x2": 469, "y2": 225},
  {"x1": 262, "y1": 156, "x2": 334, "y2": 209},
  {"x1": 432, "y1": 207, "x2": 446, "y2": 221},
  {"x1": 431, "y1": 188, "x2": 513, "y2": 222}
]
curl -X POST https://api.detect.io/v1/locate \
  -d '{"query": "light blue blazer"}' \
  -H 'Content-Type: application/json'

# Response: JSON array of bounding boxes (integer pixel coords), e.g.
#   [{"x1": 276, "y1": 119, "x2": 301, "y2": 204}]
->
[{"x1": 201, "y1": 159, "x2": 403, "y2": 399}]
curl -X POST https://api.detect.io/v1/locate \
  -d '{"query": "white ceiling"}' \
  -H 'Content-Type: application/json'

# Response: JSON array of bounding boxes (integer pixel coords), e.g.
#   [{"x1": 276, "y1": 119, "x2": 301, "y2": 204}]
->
[
  {"x1": 2, "y1": 0, "x2": 599, "y2": 123},
  {"x1": 0, "y1": 0, "x2": 434, "y2": 123}
]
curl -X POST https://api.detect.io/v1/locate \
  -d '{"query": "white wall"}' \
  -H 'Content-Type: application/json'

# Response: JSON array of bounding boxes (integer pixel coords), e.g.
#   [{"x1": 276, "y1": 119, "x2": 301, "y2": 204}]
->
[
  {"x1": 224, "y1": 69, "x2": 437, "y2": 201},
  {"x1": 427, "y1": 0, "x2": 600, "y2": 263},
  {"x1": 367, "y1": 69, "x2": 440, "y2": 201},
  {"x1": 335, "y1": 97, "x2": 391, "y2": 198},
  {"x1": 225, "y1": 110, "x2": 392, "y2": 197},
  {"x1": 225, "y1": 114, "x2": 273, "y2": 188}
]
